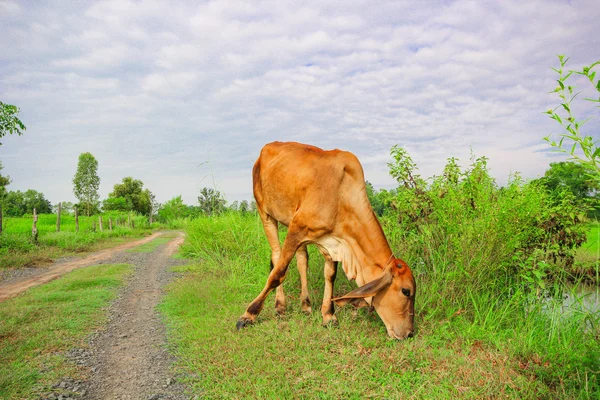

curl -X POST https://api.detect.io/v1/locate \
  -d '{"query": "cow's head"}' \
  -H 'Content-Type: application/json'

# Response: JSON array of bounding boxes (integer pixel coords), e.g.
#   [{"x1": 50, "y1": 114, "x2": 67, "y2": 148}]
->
[{"x1": 333, "y1": 258, "x2": 416, "y2": 339}]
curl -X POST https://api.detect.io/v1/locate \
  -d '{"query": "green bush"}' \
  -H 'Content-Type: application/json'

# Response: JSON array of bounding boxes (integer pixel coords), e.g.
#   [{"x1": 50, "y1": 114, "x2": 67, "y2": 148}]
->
[{"x1": 381, "y1": 149, "x2": 590, "y2": 305}]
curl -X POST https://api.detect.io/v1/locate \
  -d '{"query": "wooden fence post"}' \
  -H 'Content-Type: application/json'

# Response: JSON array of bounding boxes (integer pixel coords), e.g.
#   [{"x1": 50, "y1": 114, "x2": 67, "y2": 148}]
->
[
  {"x1": 75, "y1": 206, "x2": 79, "y2": 233},
  {"x1": 99, "y1": 215, "x2": 103, "y2": 231},
  {"x1": 0, "y1": 203, "x2": 3, "y2": 235},
  {"x1": 128, "y1": 213, "x2": 131, "y2": 228},
  {"x1": 93, "y1": 219, "x2": 96, "y2": 232},
  {"x1": 56, "y1": 202, "x2": 61, "y2": 232},
  {"x1": 32, "y1": 208, "x2": 38, "y2": 244},
  {"x1": 109, "y1": 216, "x2": 113, "y2": 231}
]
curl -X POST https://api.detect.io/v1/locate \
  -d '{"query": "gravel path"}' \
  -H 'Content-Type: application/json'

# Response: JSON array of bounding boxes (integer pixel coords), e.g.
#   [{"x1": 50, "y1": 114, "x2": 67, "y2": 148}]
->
[
  {"x1": 39, "y1": 232, "x2": 192, "y2": 400},
  {"x1": 0, "y1": 232, "x2": 163, "y2": 301}
]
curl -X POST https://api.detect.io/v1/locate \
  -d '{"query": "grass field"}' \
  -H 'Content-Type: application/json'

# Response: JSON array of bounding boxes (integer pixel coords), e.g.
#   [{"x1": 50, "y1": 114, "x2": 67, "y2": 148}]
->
[
  {"x1": 575, "y1": 222, "x2": 600, "y2": 280},
  {"x1": 160, "y1": 213, "x2": 600, "y2": 399},
  {"x1": 0, "y1": 263, "x2": 132, "y2": 399},
  {"x1": 1, "y1": 213, "x2": 151, "y2": 234},
  {"x1": 582, "y1": 222, "x2": 599, "y2": 254},
  {"x1": 0, "y1": 213, "x2": 157, "y2": 270},
  {"x1": 127, "y1": 237, "x2": 172, "y2": 253}
]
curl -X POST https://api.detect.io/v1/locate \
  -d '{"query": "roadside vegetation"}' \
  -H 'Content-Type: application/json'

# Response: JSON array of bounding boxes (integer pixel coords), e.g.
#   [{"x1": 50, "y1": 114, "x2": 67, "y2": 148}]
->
[
  {"x1": 159, "y1": 149, "x2": 598, "y2": 398},
  {"x1": 161, "y1": 211, "x2": 598, "y2": 398},
  {"x1": 0, "y1": 263, "x2": 132, "y2": 399},
  {"x1": 0, "y1": 213, "x2": 156, "y2": 271},
  {"x1": 127, "y1": 234, "x2": 178, "y2": 253}
]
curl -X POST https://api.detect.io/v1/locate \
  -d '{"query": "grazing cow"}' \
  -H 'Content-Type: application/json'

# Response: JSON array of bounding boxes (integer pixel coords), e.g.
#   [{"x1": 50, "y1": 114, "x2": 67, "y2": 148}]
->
[{"x1": 237, "y1": 141, "x2": 416, "y2": 339}]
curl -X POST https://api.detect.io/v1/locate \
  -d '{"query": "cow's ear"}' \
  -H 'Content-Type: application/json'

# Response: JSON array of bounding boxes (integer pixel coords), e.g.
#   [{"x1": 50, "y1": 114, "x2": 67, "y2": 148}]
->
[{"x1": 333, "y1": 267, "x2": 392, "y2": 306}]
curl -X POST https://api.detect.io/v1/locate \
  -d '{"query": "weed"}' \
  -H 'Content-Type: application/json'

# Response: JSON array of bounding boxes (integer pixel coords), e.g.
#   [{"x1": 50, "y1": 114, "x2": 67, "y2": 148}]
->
[
  {"x1": 161, "y1": 214, "x2": 600, "y2": 398},
  {"x1": 0, "y1": 264, "x2": 132, "y2": 399}
]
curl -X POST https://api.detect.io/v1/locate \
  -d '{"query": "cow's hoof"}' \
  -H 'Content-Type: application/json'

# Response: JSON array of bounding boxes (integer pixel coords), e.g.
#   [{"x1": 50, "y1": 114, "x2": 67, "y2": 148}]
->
[
  {"x1": 322, "y1": 315, "x2": 339, "y2": 327},
  {"x1": 275, "y1": 306, "x2": 286, "y2": 317},
  {"x1": 301, "y1": 298, "x2": 312, "y2": 315},
  {"x1": 236, "y1": 317, "x2": 253, "y2": 330}
]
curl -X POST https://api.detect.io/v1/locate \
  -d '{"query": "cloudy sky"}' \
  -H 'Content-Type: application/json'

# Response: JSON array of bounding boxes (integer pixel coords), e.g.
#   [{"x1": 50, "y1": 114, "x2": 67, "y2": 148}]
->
[{"x1": 1, "y1": 0, "x2": 599, "y2": 206}]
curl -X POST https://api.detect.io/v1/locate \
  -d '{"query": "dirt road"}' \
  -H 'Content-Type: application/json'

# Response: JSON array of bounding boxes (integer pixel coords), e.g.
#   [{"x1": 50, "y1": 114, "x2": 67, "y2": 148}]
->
[
  {"x1": 0, "y1": 232, "x2": 164, "y2": 302},
  {"x1": 0, "y1": 231, "x2": 191, "y2": 399},
  {"x1": 80, "y1": 232, "x2": 189, "y2": 400}
]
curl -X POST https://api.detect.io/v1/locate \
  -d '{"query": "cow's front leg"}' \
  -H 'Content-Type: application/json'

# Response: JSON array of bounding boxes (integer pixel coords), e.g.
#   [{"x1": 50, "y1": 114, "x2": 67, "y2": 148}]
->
[
  {"x1": 237, "y1": 224, "x2": 305, "y2": 329},
  {"x1": 321, "y1": 260, "x2": 338, "y2": 325},
  {"x1": 274, "y1": 270, "x2": 286, "y2": 315}
]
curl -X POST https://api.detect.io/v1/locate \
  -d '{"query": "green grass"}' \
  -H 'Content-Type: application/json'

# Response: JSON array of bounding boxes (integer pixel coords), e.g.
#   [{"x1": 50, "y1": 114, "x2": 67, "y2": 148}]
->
[
  {"x1": 127, "y1": 237, "x2": 172, "y2": 253},
  {"x1": 0, "y1": 213, "x2": 158, "y2": 270},
  {"x1": 2, "y1": 213, "x2": 152, "y2": 234},
  {"x1": 160, "y1": 214, "x2": 600, "y2": 399},
  {"x1": 0, "y1": 263, "x2": 132, "y2": 399},
  {"x1": 574, "y1": 222, "x2": 600, "y2": 281},
  {"x1": 583, "y1": 222, "x2": 599, "y2": 254}
]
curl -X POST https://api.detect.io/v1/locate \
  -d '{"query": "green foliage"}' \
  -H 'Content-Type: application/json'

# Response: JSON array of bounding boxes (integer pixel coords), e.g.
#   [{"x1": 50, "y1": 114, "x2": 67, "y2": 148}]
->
[
  {"x1": 535, "y1": 161, "x2": 600, "y2": 217},
  {"x1": 0, "y1": 264, "x2": 131, "y2": 398},
  {"x1": 0, "y1": 161, "x2": 10, "y2": 196},
  {"x1": 229, "y1": 200, "x2": 253, "y2": 214},
  {"x1": 52, "y1": 201, "x2": 74, "y2": 215},
  {"x1": 383, "y1": 147, "x2": 590, "y2": 290},
  {"x1": 537, "y1": 161, "x2": 600, "y2": 199},
  {"x1": 2, "y1": 189, "x2": 52, "y2": 216},
  {"x1": 102, "y1": 196, "x2": 130, "y2": 212},
  {"x1": 107, "y1": 177, "x2": 153, "y2": 215},
  {"x1": 0, "y1": 101, "x2": 26, "y2": 146},
  {"x1": 365, "y1": 181, "x2": 387, "y2": 216},
  {"x1": 160, "y1": 214, "x2": 599, "y2": 398},
  {"x1": 197, "y1": 187, "x2": 226, "y2": 216},
  {"x1": 158, "y1": 195, "x2": 190, "y2": 222},
  {"x1": 72, "y1": 152, "x2": 100, "y2": 216},
  {"x1": 0, "y1": 212, "x2": 155, "y2": 269},
  {"x1": 544, "y1": 55, "x2": 600, "y2": 175},
  {"x1": 126, "y1": 237, "x2": 171, "y2": 253}
]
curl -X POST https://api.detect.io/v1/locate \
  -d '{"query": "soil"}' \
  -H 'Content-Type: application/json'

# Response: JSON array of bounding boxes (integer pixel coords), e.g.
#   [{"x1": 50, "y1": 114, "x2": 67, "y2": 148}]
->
[
  {"x1": 0, "y1": 232, "x2": 163, "y2": 301},
  {"x1": 0, "y1": 231, "x2": 193, "y2": 400}
]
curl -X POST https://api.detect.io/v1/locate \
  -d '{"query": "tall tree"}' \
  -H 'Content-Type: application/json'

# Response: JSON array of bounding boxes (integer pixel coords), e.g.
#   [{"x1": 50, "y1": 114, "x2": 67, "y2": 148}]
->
[
  {"x1": 22, "y1": 189, "x2": 52, "y2": 214},
  {"x1": 0, "y1": 101, "x2": 26, "y2": 146},
  {"x1": 0, "y1": 161, "x2": 9, "y2": 200},
  {"x1": 73, "y1": 152, "x2": 100, "y2": 216},
  {"x1": 539, "y1": 161, "x2": 600, "y2": 200},
  {"x1": 2, "y1": 190, "x2": 52, "y2": 216},
  {"x1": 0, "y1": 161, "x2": 9, "y2": 233},
  {"x1": 108, "y1": 177, "x2": 152, "y2": 215},
  {"x1": 148, "y1": 191, "x2": 159, "y2": 223},
  {"x1": 102, "y1": 196, "x2": 130, "y2": 212},
  {"x1": 198, "y1": 187, "x2": 226, "y2": 216},
  {"x1": 53, "y1": 201, "x2": 74, "y2": 215},
  {"x1": 158, "y1": 195, "x2": 189, "y2": 221}
]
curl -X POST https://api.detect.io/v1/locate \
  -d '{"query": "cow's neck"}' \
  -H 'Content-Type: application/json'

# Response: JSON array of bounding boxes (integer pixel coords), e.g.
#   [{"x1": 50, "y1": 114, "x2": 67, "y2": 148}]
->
[{"x1": 334, "y1": 203, "x2": 393, "y2": 286}]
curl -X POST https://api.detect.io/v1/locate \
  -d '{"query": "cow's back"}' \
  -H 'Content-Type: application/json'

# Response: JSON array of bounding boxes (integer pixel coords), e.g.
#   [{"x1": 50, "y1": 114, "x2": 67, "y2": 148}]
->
[{"x1": 253, "y1": 141, "x2": 366, "y2": 228}]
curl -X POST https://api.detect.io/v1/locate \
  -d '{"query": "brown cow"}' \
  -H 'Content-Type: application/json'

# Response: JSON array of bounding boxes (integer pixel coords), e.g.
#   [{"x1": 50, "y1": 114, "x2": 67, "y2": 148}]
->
[{"x1": 237, "y1": 141, "x2": 416, "y2": 339}]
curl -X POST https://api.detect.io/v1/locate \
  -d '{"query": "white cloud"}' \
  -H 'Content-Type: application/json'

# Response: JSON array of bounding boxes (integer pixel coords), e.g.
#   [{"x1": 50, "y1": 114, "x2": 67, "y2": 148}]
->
[
  {"x1": 1, "y1": 0, "x2": 599, "y2": 206},
  {"x1": 0, "y1": 0, "x2": 20, "y2": 14}
]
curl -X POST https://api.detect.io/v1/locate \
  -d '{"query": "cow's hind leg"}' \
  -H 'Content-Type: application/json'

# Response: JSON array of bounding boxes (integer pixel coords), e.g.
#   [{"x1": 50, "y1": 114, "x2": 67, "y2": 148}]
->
[
  {"x1": 321, "y1": 260, "x2": 338, "y2": 325},
  {"x1": 296, "y1": 244, "x2": 311, "y2": 314},
  {"x1": 237, "y1": 221, "x2": 305, "y2": 329}
]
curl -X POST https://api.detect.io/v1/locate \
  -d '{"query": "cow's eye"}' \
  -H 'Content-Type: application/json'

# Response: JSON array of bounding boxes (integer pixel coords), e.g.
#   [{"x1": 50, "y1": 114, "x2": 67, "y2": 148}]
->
[{"x1": 401, "y1": 288, "x2": 411, "y2": 297}]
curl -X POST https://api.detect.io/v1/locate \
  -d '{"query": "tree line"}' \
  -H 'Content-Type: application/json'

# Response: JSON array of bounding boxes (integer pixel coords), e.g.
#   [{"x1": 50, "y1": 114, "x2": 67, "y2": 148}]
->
[{"x1": 0, "y1": 152, "x2": 255, "y2": 222}]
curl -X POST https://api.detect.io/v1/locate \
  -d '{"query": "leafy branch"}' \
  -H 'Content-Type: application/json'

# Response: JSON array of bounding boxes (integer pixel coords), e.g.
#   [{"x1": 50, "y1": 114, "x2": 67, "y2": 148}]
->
[
  {"x1": 0, "y1": 101, "x2": 26, "y2": 146},
  {"x1": 544, "y1": 55, "x2": 600, "y2": 174}
]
